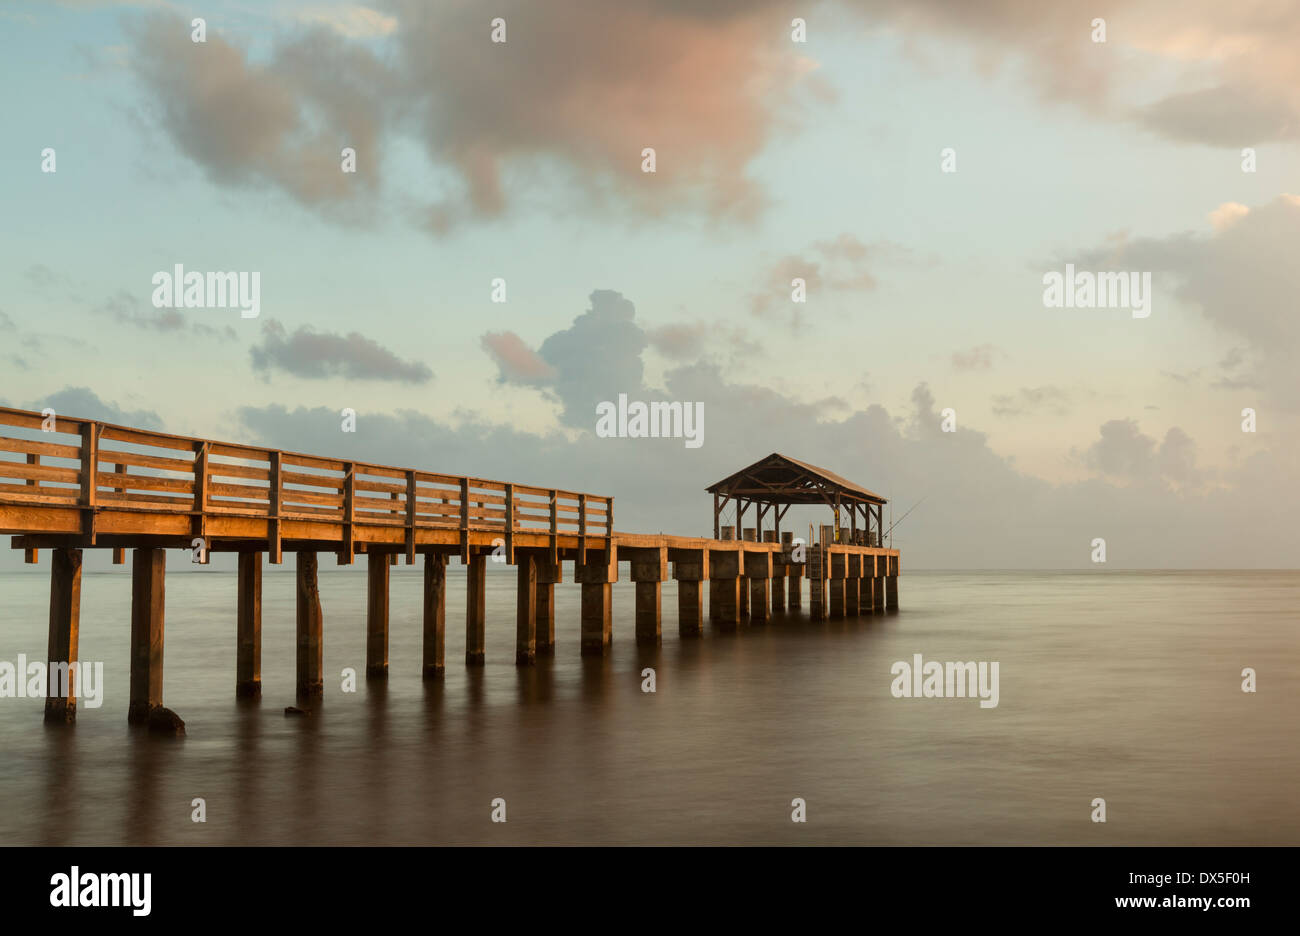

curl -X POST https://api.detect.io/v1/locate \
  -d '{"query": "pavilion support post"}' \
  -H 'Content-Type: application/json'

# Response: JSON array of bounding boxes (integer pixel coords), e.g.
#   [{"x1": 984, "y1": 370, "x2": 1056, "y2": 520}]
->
[
  {"x1": 631, "y1": 548, "x2": 667, "y2": 646},
  {"x1": 236, "y1": 552, "x2": 262, "y2": 698},
  {"x1": 466, "y1": 551, "x2": 487, "y2": 665},
  {"x1": 44, "y1": 547, "x2": 82, "y2": 724},
  {"x1": 295, "y1": 552, "x2": 323, "y2": 699},
  {"x1": 366, "y1": 552, "x2": 390, "y2": 678},
  {"x1": 515, "y1": 552, "x2": 537, "y2": 665},
  {"x1": 872, "y1": 556, "x2": 886, "y2": 613},
  {"x1": 422, "y1": 553, "x2": 447, "y2": 678},
  {"x1": 128, "y1": 547, "x2": 167, "y2": 723}
]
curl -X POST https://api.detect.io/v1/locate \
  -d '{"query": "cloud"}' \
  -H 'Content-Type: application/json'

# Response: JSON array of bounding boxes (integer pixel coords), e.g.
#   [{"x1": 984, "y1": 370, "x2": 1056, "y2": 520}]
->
[
  {"x1": 95, "y1": 290, "x2": 237, "y2": 340},
  {"x1": 1079, "y1": 419, "x2": 1202, "y2": 487},
  {"x1": 951, "y1": 344, "x2": 999, "y2": 372},
  {"x1": 1137, "y1": 85, "x2": 1299, "y2": 146},
  {"x1": 249, "y1": 319, "x2": 433, "y2": 383},
  {"x1": 1077, "y1": 194, "x2": 1300, "y2": 409},
  {"x1": 481, "y1": 331, "x2": 557, "y2": 383},
  {"x1": 293, "y1": 5, "x2": 398, "y2": 39},
  {"x1": 0, "y1": 309, "x2": 13, "y2": 330},
  {"x1": 127, "y1": 14, "x2": 391, "y2": 212},
  {"x1": 749, "y1": 235, "x2": 889, "y2": 325},
  {"x1": 645, "y1": 322, "x2": 762, "y2": 360},
  {"x1": 1208, "y1": 202, "x2": 1249, "y2": 231},
  {"x1": 25, "y1": 386, "x2": 164, "y2": 430},
  {"x1": 991, "y1": 385, "x2": 1070, "y2": 417}
]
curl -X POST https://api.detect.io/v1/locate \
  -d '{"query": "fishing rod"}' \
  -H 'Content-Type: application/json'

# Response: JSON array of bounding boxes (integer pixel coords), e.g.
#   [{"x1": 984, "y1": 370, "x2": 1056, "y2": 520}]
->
[{"x1": 884, "y1": 494, "x2": 929, "y2": 543}]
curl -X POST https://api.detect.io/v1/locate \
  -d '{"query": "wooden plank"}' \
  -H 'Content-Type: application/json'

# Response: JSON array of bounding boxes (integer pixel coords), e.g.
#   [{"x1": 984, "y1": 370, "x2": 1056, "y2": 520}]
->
[
  {"x1": 97, "y1": 448, "x2": 195, "y2": 473},
  {"x1": 0, "y1": 437, "x2": 82, "y2": 459},
  {"x1": 206, "y1": 462, "x2": 270, "y2": 482},
  {"x1": 0, "y1": 462, "x2": 81, "y2": 484},
  {"x1": 93, "y1": 471, "x2": 192, "y2": 494}
]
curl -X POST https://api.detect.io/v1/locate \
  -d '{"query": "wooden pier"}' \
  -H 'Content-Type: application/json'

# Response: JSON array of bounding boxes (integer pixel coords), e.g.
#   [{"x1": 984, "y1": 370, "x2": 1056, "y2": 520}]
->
[{"x1": 0, "y1": 406, "x2": 900, "y2": 728}]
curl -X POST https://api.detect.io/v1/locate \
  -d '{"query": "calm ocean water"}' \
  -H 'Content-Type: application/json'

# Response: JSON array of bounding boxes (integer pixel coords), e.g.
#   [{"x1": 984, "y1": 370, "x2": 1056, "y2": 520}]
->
[{"x1": 0, "y1": 566, "x2": 1295, "y2": 845}]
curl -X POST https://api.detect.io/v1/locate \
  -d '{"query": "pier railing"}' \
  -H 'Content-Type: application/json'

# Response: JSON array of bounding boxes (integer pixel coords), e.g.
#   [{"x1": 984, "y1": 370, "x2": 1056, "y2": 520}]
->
[{"x1": 0, "y1": 406, "x2": 612, "y2": 560}]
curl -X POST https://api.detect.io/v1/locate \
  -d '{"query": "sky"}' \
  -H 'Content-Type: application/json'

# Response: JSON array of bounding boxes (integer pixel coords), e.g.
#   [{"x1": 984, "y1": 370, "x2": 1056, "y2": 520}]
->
[{"x1": 2, "y1": 0, "x2": 1299, "y2": 569}]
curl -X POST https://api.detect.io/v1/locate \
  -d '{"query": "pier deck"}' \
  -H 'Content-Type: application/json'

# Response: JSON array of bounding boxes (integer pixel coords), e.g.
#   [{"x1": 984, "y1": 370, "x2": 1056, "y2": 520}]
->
[{"x1": 0, "y1": 406, "x2": 899, "y2": 727}]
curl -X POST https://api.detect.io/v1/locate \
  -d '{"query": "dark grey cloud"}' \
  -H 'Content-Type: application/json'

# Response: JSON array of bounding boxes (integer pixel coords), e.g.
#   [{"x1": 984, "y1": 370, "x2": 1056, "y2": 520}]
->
[
  {"x1": 25, "y1": 386, "x2": 164, "y2": 431},
  {"x1": 951, "y1": 344, "x2": 999, "y2": 372},
  {"x1": 1137, "y1": 85, "x2": 1299, "y2": 146},
  {"x1": 95, "y1": 290, "x2": 237, "y2": 340},
  {"x1": 249, "y1": 319, "x2": 433, "y2": 383},
  {"x1": 992, "y1": 385, "x2": 1070, "y2": 418}
]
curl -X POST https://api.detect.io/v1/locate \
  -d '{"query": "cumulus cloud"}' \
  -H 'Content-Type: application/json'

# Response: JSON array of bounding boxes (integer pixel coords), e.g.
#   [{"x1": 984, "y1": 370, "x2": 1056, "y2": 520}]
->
[
  {"x1": 224, "y1": 288, "x2": 1280, "y2": 567},
  {"x1": 1077, "y1": 194, "x2": 1300, "y2": 409},
  {"x1": 249, "y1": 319, "x2": 433, "y2": 383},
  {"x1": 127, "y1": 14, "x2": 391, "y2": 212}
]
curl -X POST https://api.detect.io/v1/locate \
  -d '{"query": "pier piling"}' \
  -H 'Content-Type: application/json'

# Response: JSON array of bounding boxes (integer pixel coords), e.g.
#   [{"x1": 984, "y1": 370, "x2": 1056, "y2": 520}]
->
[
  {"x1": 422, "y1": 553, "x2": 446, "y2": 677},
  {"x1": 366, "y1": 552, "x2": 389, "y2": 678},
  {"x1": 236, "y1": 552, "x2": 262, "y2": 698},
  {"x1": 465, "y1": 551, "x2": 486, "y2": 666},
  {"x1": 535, "y1": 558, "x2": 561, "y2": 655},
  {"x1": 295, "y1": 551, "x2": 323, "y2": 699},
  {"x1": 128, "y1": 547, "x2": 166, "y2": 723},
  {"x1": 44, "y1": 547, "x2": 82, "y2": 724},
  {"x1": 516, "y1": 552, "x2": 536, "y2": 665}
]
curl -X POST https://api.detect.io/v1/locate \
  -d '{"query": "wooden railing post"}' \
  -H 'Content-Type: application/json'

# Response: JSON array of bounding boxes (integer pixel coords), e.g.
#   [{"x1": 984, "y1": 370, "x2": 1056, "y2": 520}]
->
[
  {"x1": 24, "y1": 453, "x2": 38, "y2": 563},
  {"x1": 268, "y1": 451, "x2": 282, "y2": 564},
  {"x1": 459, "y1": 477, "x2": 470, "y2": 563},
  {"x1": 111, "y1": 463, "x2": 127, "y2": 564},
  {"x1": 79, "y1": 422, "x2": 98, "y2": 545},
  {"x1": 405, "y1": 470, "x2": 417, "y2": 565},
  {"x1": 192, "y1": 441, "x2": 209, "y2": 564},
  {"x1": 339, "y1": 462, "x2": 354, "y2": 565},
  {"x1": 503, "y1": 482, "x2": 514, "y2": 564},
  {"x1": 578, "y1": 493, "x2": 587, "y2": 564},
  {"x1": 548, "y1": 489, "x2": 558, "y2": 565}
]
